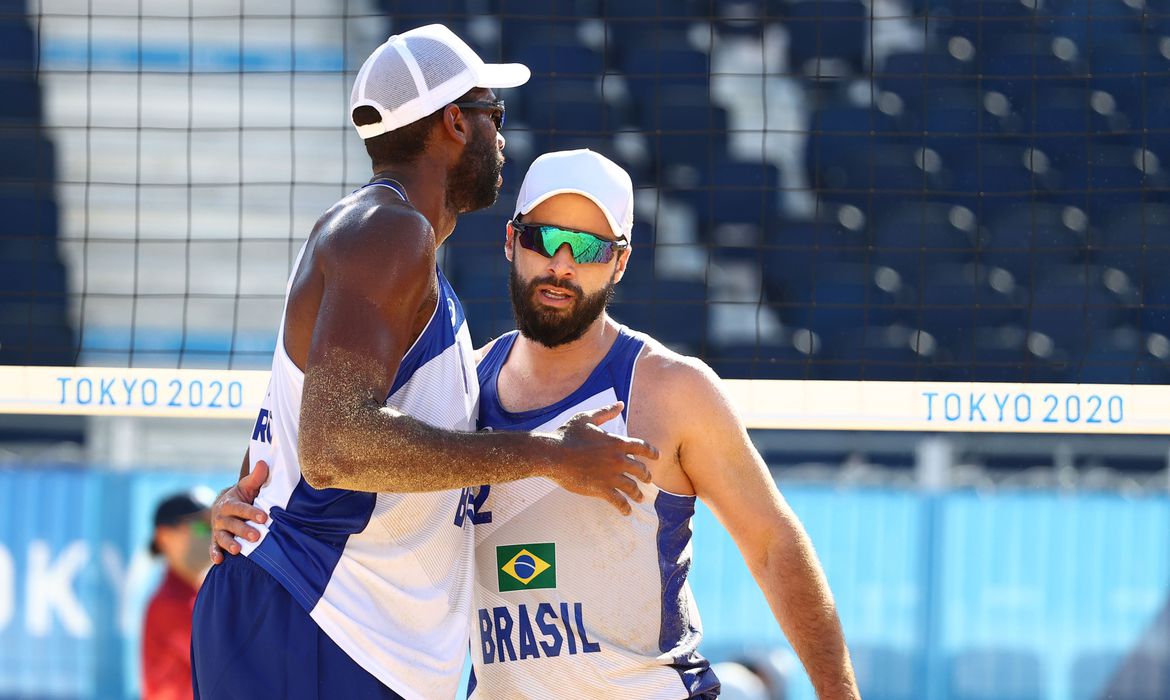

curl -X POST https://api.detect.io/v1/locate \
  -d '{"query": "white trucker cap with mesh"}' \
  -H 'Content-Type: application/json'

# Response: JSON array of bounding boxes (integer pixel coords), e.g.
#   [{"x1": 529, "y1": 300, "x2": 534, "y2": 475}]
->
[
  {"x1": 514, "y1": 149, "x2": 636, "y2": 242},
  {"x1": 350, "y1": 24, "x2": 530, "y2": 139}
]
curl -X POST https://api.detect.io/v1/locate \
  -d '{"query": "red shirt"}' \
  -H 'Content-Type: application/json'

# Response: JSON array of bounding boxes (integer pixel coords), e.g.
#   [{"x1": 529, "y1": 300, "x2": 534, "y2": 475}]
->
[{"x1": 142, "y1": 568, "x2": 198, "y2": 700}]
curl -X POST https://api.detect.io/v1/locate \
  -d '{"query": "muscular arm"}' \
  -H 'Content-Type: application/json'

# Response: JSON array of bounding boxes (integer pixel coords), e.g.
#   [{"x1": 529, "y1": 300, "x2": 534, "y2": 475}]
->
[
  {"x1": 296, "y1": 206, "x2": 653, "y2": 505},
  {"x1": 665, "y1": 360, "x2": 859, "y2": 700}
]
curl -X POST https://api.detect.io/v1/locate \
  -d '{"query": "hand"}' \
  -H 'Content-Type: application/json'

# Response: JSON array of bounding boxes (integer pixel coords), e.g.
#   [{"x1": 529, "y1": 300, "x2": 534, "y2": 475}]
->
[
  {"x1": 209, "y1": 460, "x2": 270, "y2": 565},
  {"x1": 547, "y1": 402, "x2": 659, "y2": 515}
]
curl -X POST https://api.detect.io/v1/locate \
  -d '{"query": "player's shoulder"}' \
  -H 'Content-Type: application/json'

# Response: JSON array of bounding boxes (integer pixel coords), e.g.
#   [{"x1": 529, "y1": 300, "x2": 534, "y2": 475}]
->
[
  {"x1": 311, "y1": 188, "x2": 435, "y2": 277},
  {"x1": 632, "y1": 331, "x2": 723, "y2": 404}
]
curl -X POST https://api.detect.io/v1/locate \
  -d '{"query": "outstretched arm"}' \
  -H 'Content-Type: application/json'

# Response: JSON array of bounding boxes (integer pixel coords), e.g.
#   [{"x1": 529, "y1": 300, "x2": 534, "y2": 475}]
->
[{"x1": 669, "y1": 361, "x2": 859, "y2": 700}]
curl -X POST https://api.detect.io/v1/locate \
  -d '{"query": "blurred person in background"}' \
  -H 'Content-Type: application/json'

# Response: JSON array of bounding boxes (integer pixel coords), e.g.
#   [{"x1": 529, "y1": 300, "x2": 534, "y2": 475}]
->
[{"x1": 143, "y1": 490, "x2": 213, "y2": 700}]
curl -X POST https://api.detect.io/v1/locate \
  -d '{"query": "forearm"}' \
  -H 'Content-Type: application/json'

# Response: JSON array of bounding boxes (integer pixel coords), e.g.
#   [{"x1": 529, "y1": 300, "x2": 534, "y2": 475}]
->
[
  {"x1": 300, "y1": 404, "x2": 557, "y2": 493},
  {"x1": 754, "y1": 525, "x2": 859, "y2": 700}
]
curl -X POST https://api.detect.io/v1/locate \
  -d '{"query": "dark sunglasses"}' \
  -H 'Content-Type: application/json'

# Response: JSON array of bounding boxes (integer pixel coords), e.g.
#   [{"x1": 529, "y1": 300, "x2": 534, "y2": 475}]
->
[
  {"x1": 451, "y1": 99, "x2": 505, "y2": 131},
  {"x1": 509, "y1": 219, "x2": 629, "y2": 264}
]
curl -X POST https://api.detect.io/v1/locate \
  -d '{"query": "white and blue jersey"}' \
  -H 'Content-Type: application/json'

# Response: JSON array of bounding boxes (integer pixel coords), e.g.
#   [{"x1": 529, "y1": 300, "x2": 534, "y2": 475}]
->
[
  {"x1": 468, "y1": 326, "x2": 719, "y2": 699},
  {"x1": 239, "y1": 193, "x2": 480, "y2": 700}
]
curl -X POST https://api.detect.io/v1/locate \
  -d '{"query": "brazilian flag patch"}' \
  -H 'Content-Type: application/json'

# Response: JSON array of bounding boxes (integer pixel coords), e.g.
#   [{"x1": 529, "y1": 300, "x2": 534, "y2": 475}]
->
[{"x1": 496, "y1": 543, "x2": 556, "y2": 592}]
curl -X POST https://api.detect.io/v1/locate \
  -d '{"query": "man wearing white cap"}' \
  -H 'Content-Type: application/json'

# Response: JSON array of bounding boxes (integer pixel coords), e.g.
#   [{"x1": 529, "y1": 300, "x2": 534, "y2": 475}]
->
[
  {"x1": 191, "y1": 27, "x2": 659, "y2": 700},
  {"x1": 466, "y1": 149, "x2": 861, "y2": 699}
]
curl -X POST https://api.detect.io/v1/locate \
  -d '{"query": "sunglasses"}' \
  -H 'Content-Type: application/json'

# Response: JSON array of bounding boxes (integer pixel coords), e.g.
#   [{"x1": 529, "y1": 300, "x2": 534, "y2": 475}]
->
[
  {"x1": 451, "y1": 99, "x2": 505, "y2": 131},
  {"x1": 509, "y1": 219, "x2": 629, "y2": 264}
]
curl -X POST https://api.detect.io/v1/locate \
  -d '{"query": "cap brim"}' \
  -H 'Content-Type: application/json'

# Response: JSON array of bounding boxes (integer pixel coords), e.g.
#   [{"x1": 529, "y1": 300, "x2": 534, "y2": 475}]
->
[{"x1": 476, "y1": 63, "x2": 531, "y2": 89}]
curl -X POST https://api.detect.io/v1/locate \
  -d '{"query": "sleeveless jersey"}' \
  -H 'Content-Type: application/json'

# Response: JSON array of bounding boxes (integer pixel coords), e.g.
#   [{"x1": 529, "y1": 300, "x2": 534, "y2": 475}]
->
[
  {"x1": 240, "y1": 182, "x2": 480, "y2": 700},
  {"x1": 467, "y1": 327, "x2": 720, "y2": 699}
]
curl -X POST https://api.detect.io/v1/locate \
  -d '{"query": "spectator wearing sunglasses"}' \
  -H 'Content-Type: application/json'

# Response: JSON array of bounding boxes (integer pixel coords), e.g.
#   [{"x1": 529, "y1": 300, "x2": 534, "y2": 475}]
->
[{"x1": 143, "y1": 489, "x2": 213, "y2": 700}]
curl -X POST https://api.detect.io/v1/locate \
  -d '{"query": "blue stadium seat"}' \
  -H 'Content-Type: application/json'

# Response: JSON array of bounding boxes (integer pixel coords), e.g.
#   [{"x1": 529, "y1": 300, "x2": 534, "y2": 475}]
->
[
  {"x1": 947, "y1": 648, "x2": 1044, "y2": 700},
  {"x1": 1095, "y1": 203, "x2": 1170, "y2": 278},
  {"x1": 0, "y1": 184, "x2": 59, "y2": 240},
  {"x1": 880, "y1": 50, "x2": 976, "y2": 117},
  {"x1": 930, "y1": 0, "x2": 1041, "y2": 51},
  {"x1": 0, "y1": 75, "x2": 42, "y2": 125},
  {"x1": 622, "y1": 45, "x2": 712, "y2": 119},
  {"x1": 760, "y1": 214, "x2": 868, "y2": 304},
  {"x1": 819, "y1": 325, "x2": 941, "y2": 380},
  {"x1": 938, "y1": 325, "x2": 1068, "y2": 382},
  {"x1": 508, "y1": 42, "x2": 604, "y2": 79},
  {"x1": 0, "y1": 18, "x2": 35, "y2": 72},
  {"x1": 1074, "y1": 330, "x2": 1170, "y2": 384},
  {"x1": 1025, "y1": 266, "x2": 1139, "y2": 351},
  {"x1": 1046, "y1": 0, "x2": 1156, "y2": 57},
  {"x1": 642, "y1": 85, "x2": 730, "y2": 172},
  {"x1": 979, "y1": 202, "x2": 1087, "y2": 278},
  {"x1": 784, "y1": 0, "x2": 868, "y2": 77},
  {"x1": 609, "y1": 278, "x2": 708, "y2": 351},
  {"x1": 780, "y1": 262, "x2": 908, "y2": 333},
  {"x1": 1086, "y1": 35, "x2": 1170, "y2": 131},
  {"x1": 0, "y1": 131, "x2": 55, "y2": 182},
  {"x1": 495, "y1": 0, "x2": 601, "y2": 37},
  {"x1": 807, "y1": 102, "x2": 897, "y2": 167},
  {"x1": 978, "y1": 35, "x2": 1079, "y2": 111},
  {"x1": 1052, "y1": 144, "x2": 1162, "y2": 210},
  {"x1": 851, "y1": 645, "x2": 920, "y2": 700},
  {"x1": 519, "y1": 80, "x2": 618, "y2": 137},
  {"x1": 913, "y1": 264, "x2": 1024, "y2": 347},
  {"x1": 682, "y1": 158, "x2": 784, "y2": 234},
  {"x1": 1140, "y1": 278, "x2": 1170, "y2": 336},
  {"x1": 707, "y1": 339, "x2": 818, "y2": 379},
  {"x1": 948, "y1": 144, "x2": 1040, "y2": 198},
  {"x1": 870, "y1": 201, "x2": 977, "y2": 280}
]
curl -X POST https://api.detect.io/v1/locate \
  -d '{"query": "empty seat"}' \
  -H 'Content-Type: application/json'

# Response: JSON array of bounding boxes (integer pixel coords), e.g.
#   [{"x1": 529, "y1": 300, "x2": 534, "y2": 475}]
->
[
  {"x1": 870, "y1": 201, "x2": 977, "y2": 280},
  {"x1": 780, "y1": 262, "x2": 909, "y2": 333},
  {"x1": 784, "y1": 0, "x2": 868, "y2": 77},
  {"x1": 947, "y1": 648, "x2": 1044, "y2": 700},
  {"x1": 979, "y1": 202, "x2": 1088, "y2": 278}
]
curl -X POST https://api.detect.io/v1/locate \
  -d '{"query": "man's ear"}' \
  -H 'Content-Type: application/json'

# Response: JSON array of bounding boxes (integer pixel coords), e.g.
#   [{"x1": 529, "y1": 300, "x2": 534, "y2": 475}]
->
[
  {"x1": 440, "y1": 104, "x2": 470, "y2": 146},
  {"x1": 612, "y1": 245, "x2": 631, "y2": 284}
]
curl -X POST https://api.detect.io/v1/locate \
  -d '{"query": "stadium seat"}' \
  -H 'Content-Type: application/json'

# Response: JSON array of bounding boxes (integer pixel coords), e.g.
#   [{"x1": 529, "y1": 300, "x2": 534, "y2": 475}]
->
[
  {"x1": 1094, "y1": 203, "x2": 1170, "y2": 277},
  {"x1": 707, "y1": 338, "x2": 818, "y2": 379},
  {"x1": 979, "y1": 202, "x2": 1088, "y2": 278},
  {"x1": 819, "y1": 324, "x2": 942, "y2": 380},
  {"x1": 0, "y1": 130, "x2": 55, "y2": 182},
  {"x1": 1071, "y1": 651, "x2": 1170, "y2": 700},
  {"x1": 610, "y1": 278, "x2": 709, "y2": 351},
  {"x1": 779, "y1": 262, "x2": 909, "y2": 334},
  {"x1": 850, "y1": 645, "x2": 921, "y2": 700},
  {"x1": 930, "y1": 0, "x2": 1041, "y2": 52},
  {"x1": 642, "y1": 85, "x2": 730, "y2": 173},
  {"x1": 495, "y1": 0, "x2": 601, "y2": 37},
  {"x1": 1052, "y1": 144, "x2": 1164, "y2": 210},
  {"x1": 912, "y1": 263, "x2": 1024, "y2": 347},
  {"x1": 880, "y1": 50, "x2": 977, "y2": 119},
  {"x1": 938, "y1": 325, "x2": 1070, "y2": 382},
  {"x1": 682, "y1": 158, "x2": 784, "y2": 235},
  {"x1": 1140, "y1": 278, "x2": 1170, "y2": 336},
  {"x1": 0, "y1": 74, "x2": 42, "y2": 126},
  {"x1": 784, "y1": 0, "x2": 868, "y2": 77},
  {"x1": 869, "y1": 201, "x2": 977, "y2": 280},
  {"x1": 1086, "y1": 35, "x2": 1170, "y2": 131},
  {"x1": 0, "y1": 184, "x2": 59, "y2": 240},
  {"x1": 1024, "y1": 266, "x2": 1140, "y2": 351},
  {"x1": 947, "y1": 648, "x2": 1044, "y2": 700},
  {"x1": 1074, "y1": 329, "x2": 1170, "y2": 384},
  {"x1": 978, "y1": 35, "x2": 1079, "y2": 112},
  {"x1": 0, "y1": 17, "x2": 34, "y2": 72}
]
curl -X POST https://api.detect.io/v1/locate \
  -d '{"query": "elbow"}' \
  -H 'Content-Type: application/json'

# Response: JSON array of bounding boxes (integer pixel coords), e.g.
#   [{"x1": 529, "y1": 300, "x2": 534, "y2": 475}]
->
[{"x1": 298, "y1": 424, "x2": 344, "y2": 490}]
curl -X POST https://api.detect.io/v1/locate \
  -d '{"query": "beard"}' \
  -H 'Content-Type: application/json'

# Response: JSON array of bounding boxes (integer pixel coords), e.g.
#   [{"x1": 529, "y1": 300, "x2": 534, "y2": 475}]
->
[
  {"x1": 509, "y1": 263, "x2": 616, "y2": 348},
  {"x1": 448, "y1": 125, "x2": 503, "y2": 214}
]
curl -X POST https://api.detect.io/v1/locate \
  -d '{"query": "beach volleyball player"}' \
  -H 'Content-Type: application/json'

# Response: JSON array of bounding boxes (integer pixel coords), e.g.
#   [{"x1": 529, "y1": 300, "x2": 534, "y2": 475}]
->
[
  {"x1": 212, "y1": 150, "x2": 860, "y2": 699},
  {"x1": 190, "y1": 27, "x2": 659, "y2": 700}
]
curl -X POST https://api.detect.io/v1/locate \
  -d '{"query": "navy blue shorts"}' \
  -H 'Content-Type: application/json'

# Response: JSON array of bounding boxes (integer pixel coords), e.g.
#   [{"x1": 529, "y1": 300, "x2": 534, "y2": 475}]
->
[{"x1": 191, "y1": 553, "x2": 405, "y2": 700}]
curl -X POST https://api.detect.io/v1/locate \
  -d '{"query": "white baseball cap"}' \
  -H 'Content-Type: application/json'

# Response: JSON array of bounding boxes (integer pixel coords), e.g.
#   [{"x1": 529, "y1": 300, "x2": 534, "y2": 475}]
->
[
  {"x1": 513, "y1": 149, "x2": 635, "y2": 242},
  {"x1": 350, "y1": 24, "x2": 530, "y2": 139}
]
